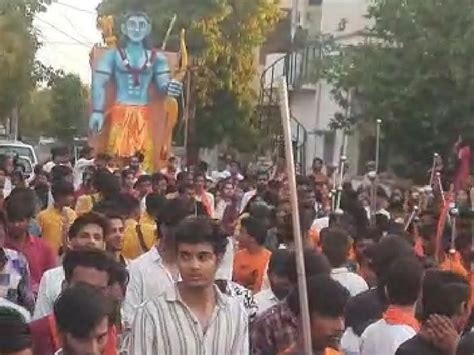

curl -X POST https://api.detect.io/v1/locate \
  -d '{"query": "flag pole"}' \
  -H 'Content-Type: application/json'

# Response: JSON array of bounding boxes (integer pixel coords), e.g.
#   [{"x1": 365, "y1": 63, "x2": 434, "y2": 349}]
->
[{"x1": 278, "y1": 77, "x2": 313, "y2": 355}]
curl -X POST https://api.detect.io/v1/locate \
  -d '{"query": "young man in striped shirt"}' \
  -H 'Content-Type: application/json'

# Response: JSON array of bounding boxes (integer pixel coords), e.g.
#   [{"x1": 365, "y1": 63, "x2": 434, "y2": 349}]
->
[{"x1": 131, "y1": 216, "x2": 249, "y2": 354}]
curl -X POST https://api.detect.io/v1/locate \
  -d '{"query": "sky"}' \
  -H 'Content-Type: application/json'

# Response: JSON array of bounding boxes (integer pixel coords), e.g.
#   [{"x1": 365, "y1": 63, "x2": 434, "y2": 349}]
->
[{"x1": 34, "y1": 0, "x2": 102, "y2": 84}]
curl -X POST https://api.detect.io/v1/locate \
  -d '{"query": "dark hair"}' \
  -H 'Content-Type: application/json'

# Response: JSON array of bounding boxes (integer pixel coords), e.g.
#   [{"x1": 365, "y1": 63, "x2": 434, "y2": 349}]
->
[
  {"x1": 133, "y1": 152, "x2": 145, "y2": 163},
  {"x1": 193, "y1": 171, "x2": 206, "y2": 182},
  {"x1": 370, "y1": 236, "x2": 414, "y2": 289},
  {"x1": 0, "y1": 307, "x2": 31, "y2": 352},
  {"x1": 421, "y1": 270, "x2": 470, "y2": 322},
  {"x1": 121, "y1": 168, "x2": 134, "y2": 180},
  {"x1": 419, "y1": 223, "x2": 437, "y2": 241},
  {"x1": 68, "y1": 212, "x2": 109, "y2": 240},
  {"x1": 287, "y1": 249, "x2": 331, "y2": 284},
  {"x1": 51, "y1": 179, "x2": 75, "y2": 200},
  {"x1": 313, "y1": 157, "x2": 323, "y2": 165},
  {"x1": 386, "y1": 256, "x2": 423, "y2": 306},
  {"x1": 5, "y1": 188, "x2": 36, "y2": 221},
  {"x1": 356, "y1": 227, "x2": 382, "y2": 244},
  {"x1": 177, "y1": 182, "x2": 194, "y2": 195},
  {"x1": 288, "y1": 275, "x2": 350, "y2": 317},
  {"x1": 63, "y1": 249, "x2": 112, "y2": 284},
  {"x1": 80, "y1": 146, "x2": 94, "y2": 158},
  {"x1": 93, "y1": 169, "x2": 120, "y2": 197},
  {"x1": 175, "y1": 216, "x2": 228, "y2": 256},
  {"x1": 108, "y1": 260, "x2": 129, "y2": 289},
  {"x1": 268, "y1": 249, "x2": 292, "y2": 277},
  {"x1": 135, "y1": 174, "x2": 152, "y2": 187},
  {"x1": 51, "y1": 165, "x2": 73, "y2": 181},
  {"x1": 93, "y1": 193, "x2": 139, "y2": 219},
  {"x1": 151, "y1": 172, "x2": 168, "y2": 184},
  {"x1": 157, "y1": 198, "x2": 194, "y2": 227},
  {"x1": 240, "y1": 216, "x2": 267, "y2": 245},
  {"x1": 51, "y1": 146, "x2": 69, "y2": 159},
  {"x1": 176, "y1": 171, "x2": 191, "y2": 183},
  {"x1": 321, "y1": 228, "x2": 350, "y2": 267},
  {"x1": 146, "y1": 193, "x2": 165, "y2": 218},
  {"x1": 54, "y1": 284, "x2": 112, "y2": 339}
]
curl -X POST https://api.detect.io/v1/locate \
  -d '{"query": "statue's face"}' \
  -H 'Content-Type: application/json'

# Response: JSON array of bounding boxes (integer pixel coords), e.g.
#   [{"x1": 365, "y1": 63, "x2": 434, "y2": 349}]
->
[{"x1": 121, "y1": 15, "x2": 151, "y2": 43}]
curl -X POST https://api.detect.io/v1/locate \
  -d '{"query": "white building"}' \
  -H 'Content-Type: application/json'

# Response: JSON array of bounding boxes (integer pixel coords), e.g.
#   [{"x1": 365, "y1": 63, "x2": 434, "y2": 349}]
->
[{"x1": 260, "y1": 0, "x2": 370, "y2": 174}]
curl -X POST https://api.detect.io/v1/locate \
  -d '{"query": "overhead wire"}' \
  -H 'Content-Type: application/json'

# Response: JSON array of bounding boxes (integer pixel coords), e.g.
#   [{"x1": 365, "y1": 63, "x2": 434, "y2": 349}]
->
[
  {"x1": 54, "y1": 1, "x2": 97, "y2": 15},
  {"x1": 62, "y1": 11, "x2": 95, "y2": 44},
  {"x1": 35, "y1": 16, "x2": 92, "y2": 47}
]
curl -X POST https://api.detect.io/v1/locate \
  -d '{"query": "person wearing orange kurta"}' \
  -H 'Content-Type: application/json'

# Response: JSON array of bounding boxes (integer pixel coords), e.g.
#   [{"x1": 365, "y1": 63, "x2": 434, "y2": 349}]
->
[
  {"x1": 278, "y1": 275, "x2": 349, "y2": 355},
  {"x1": 37, "y1": 180, "x2": 77, "y2": 254},
  {"x1": 122, "y1": 218, "x2": 156, "y2": 260},
  {"x1": 233, "y1": 216, "x2": 271, "y2": 293}
]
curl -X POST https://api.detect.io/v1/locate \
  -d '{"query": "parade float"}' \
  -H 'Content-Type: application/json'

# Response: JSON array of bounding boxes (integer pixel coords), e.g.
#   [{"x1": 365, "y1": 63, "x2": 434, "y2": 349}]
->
[{"x1": 89, "y1": 12, "x2": 187, "y2": 172}]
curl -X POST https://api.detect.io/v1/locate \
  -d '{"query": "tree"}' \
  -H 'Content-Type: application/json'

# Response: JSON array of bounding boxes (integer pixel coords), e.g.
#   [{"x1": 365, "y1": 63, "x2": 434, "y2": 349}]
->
[
  {"x1": 49, "y1": 74, "x2": 88, "y2": 142},
  {"x1": 325, "y1": 0, "x2": 474, "y2": 177},
  {"x1": 19, "y1": 88, "x2": 52, "y2": 138},
  {"x1": 97, "y1": 0, "x2": 280, "y2": 152},
  {"x1": 0, "y1": 0, "x2": 51, "y2": 120}
]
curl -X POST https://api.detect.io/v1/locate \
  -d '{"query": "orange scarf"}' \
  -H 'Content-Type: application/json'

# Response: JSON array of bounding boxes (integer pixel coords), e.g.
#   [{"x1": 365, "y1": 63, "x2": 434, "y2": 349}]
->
[
  {"x1": 383, "y1": 305, "x2": 420, "y2": 332},
  {"x1": 48, "y1": 315, "x2": 118, "y2": 355}
]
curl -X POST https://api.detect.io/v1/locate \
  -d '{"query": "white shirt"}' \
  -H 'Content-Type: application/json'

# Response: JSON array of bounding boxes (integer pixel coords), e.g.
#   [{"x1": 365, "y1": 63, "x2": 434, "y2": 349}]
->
[
  {"x1": 311, "y1": 216, "x2": 329, "y2": 233},
  {"x1": 240, "y1": 190, "x2": 256, "y2": 213},
  {"x1": 0, "y1": 297, "x2": 31, "y2": 322},
  {"x1": 254, "y1": 288, "x2": 279, "y2": 316},
  {"x1": 73, "y1": 158, "x2": 94, "y2": 190},
  {"x1": 331, "y1": 267, "x2": 368, "y2": 297},
  {"x1": 215, "y1": 237, "x2": 234, "y2": 281},
  {"x1": 130, "y1": 284, "x2": 249, "y2": 355},
  {"x1": 123, "y1": 247, "x2": 176, "y2": 325},
  {"x1": 360, "y1": 319, "x2": 417, "y2": 355},
  {"x1": 211, "y1": 169, "x2": 231, "y2": 182},
  {"x1": 43, "y1": 161, "x2": 56, "y2": 173},
  {"x1": 33, "y1": 266, "x2": 64, "y2": 320},
  {"x1": 341, "y1": 327, "x2": 361, "y2": 355}
]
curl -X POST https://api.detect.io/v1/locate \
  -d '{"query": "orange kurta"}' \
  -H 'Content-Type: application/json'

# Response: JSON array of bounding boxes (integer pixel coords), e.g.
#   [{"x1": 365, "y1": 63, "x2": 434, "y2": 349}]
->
[{"x1": 233, "y1": 248, "x2": 271, "y2": 293}]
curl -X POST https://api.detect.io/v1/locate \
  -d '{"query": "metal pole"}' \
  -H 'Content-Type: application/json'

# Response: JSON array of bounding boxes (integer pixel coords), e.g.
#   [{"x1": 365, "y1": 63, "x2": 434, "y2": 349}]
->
[
  {"x1": 429, "y1": 153, "x2": 439, "y2": 186},
  {"x1": 278, "y1": 77, "x2": 312, "y2": 355},
  {"x1": 404, "y1": 206, "x2": 419, "y2": 231},
  {"x1": 375, "y1": 119, "x2": 382, "y2": 173}
]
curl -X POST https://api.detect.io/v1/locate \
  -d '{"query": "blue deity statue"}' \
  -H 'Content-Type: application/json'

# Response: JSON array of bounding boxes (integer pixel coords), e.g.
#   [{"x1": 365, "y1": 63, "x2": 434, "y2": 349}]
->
[{"x1": 89, "y1": 12, "x2": 182, "y2": 171}]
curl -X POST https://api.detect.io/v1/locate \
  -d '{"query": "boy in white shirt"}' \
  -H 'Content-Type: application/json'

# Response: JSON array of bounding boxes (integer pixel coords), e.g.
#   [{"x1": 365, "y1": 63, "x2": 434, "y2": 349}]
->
[{"x1": 360, "y1": 256, "x2": 423, "y2": 355}]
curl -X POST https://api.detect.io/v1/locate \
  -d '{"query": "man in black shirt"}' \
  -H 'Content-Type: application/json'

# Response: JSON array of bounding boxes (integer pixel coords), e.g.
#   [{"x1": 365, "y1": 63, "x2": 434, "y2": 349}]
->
[{"x1": 396, "y1": 270, "x2": 471, "y2": 355}]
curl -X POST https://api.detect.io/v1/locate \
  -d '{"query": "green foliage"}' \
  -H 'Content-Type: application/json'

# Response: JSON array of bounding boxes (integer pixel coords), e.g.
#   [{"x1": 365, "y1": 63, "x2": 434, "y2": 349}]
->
[
  {"x1": 19, "y1": 88, "x2": 52, "y2": 138},
  {"x1": 0, "y1": 0, "x2": 51, "y2": 120},
  {"x1": 98, "y1": 0, "x2": 280, "y2": 151},
  {"x1": 325, "y1": 0, "x2": 474, "y2": 172},
  {"x1": 49, "y1": 74, "x2": 88, "y2": 142}
]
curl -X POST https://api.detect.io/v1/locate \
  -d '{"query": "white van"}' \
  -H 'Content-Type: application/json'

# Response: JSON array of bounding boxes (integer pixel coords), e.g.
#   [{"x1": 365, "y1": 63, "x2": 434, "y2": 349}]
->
[{"x1": 0, "y1": 141, "x2": 38, "y2": 166}]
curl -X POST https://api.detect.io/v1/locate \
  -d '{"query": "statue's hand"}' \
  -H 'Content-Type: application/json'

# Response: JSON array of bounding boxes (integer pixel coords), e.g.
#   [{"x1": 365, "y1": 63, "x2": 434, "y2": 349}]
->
[
  {"x1": 167, "y1": 79, "x2": 183, "y2": 97},
  {"x1": 89, "y1": 112, "x2": 105, "y2": 132}
]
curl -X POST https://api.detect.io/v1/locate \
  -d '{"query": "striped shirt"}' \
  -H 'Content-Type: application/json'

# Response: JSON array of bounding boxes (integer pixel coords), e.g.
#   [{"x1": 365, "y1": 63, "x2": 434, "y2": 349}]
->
[
  {"x1": 122, "y1": 247, "x2": 176, "y2": 325},
  {"x1": 130, "y1": 284, "x2": 249, "y2": 355}
]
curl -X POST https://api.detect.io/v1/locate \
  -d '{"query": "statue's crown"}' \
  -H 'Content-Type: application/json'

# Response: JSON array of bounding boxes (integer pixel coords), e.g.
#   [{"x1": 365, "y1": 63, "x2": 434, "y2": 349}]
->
[{"x1": 123, "y1": 11, "x2": 151, "y2": 24}]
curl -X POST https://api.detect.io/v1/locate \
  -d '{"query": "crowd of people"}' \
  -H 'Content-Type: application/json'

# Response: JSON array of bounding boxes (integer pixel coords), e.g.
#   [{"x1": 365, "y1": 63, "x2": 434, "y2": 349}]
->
[{"x1": 0, "y1": 143, "x2": 473, "y2": 355}]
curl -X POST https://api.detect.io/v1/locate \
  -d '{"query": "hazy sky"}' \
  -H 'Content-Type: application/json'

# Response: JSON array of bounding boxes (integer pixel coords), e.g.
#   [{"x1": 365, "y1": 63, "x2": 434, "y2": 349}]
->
[{"x1": 34, "y1": 0, "x2": 102, "y2": 84}]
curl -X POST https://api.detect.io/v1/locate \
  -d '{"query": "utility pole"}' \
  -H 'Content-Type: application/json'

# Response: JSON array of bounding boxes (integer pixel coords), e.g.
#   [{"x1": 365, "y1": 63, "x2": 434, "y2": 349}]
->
[{"x1": 291, "y1": 0, "x2": 300, "y2": 42}]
